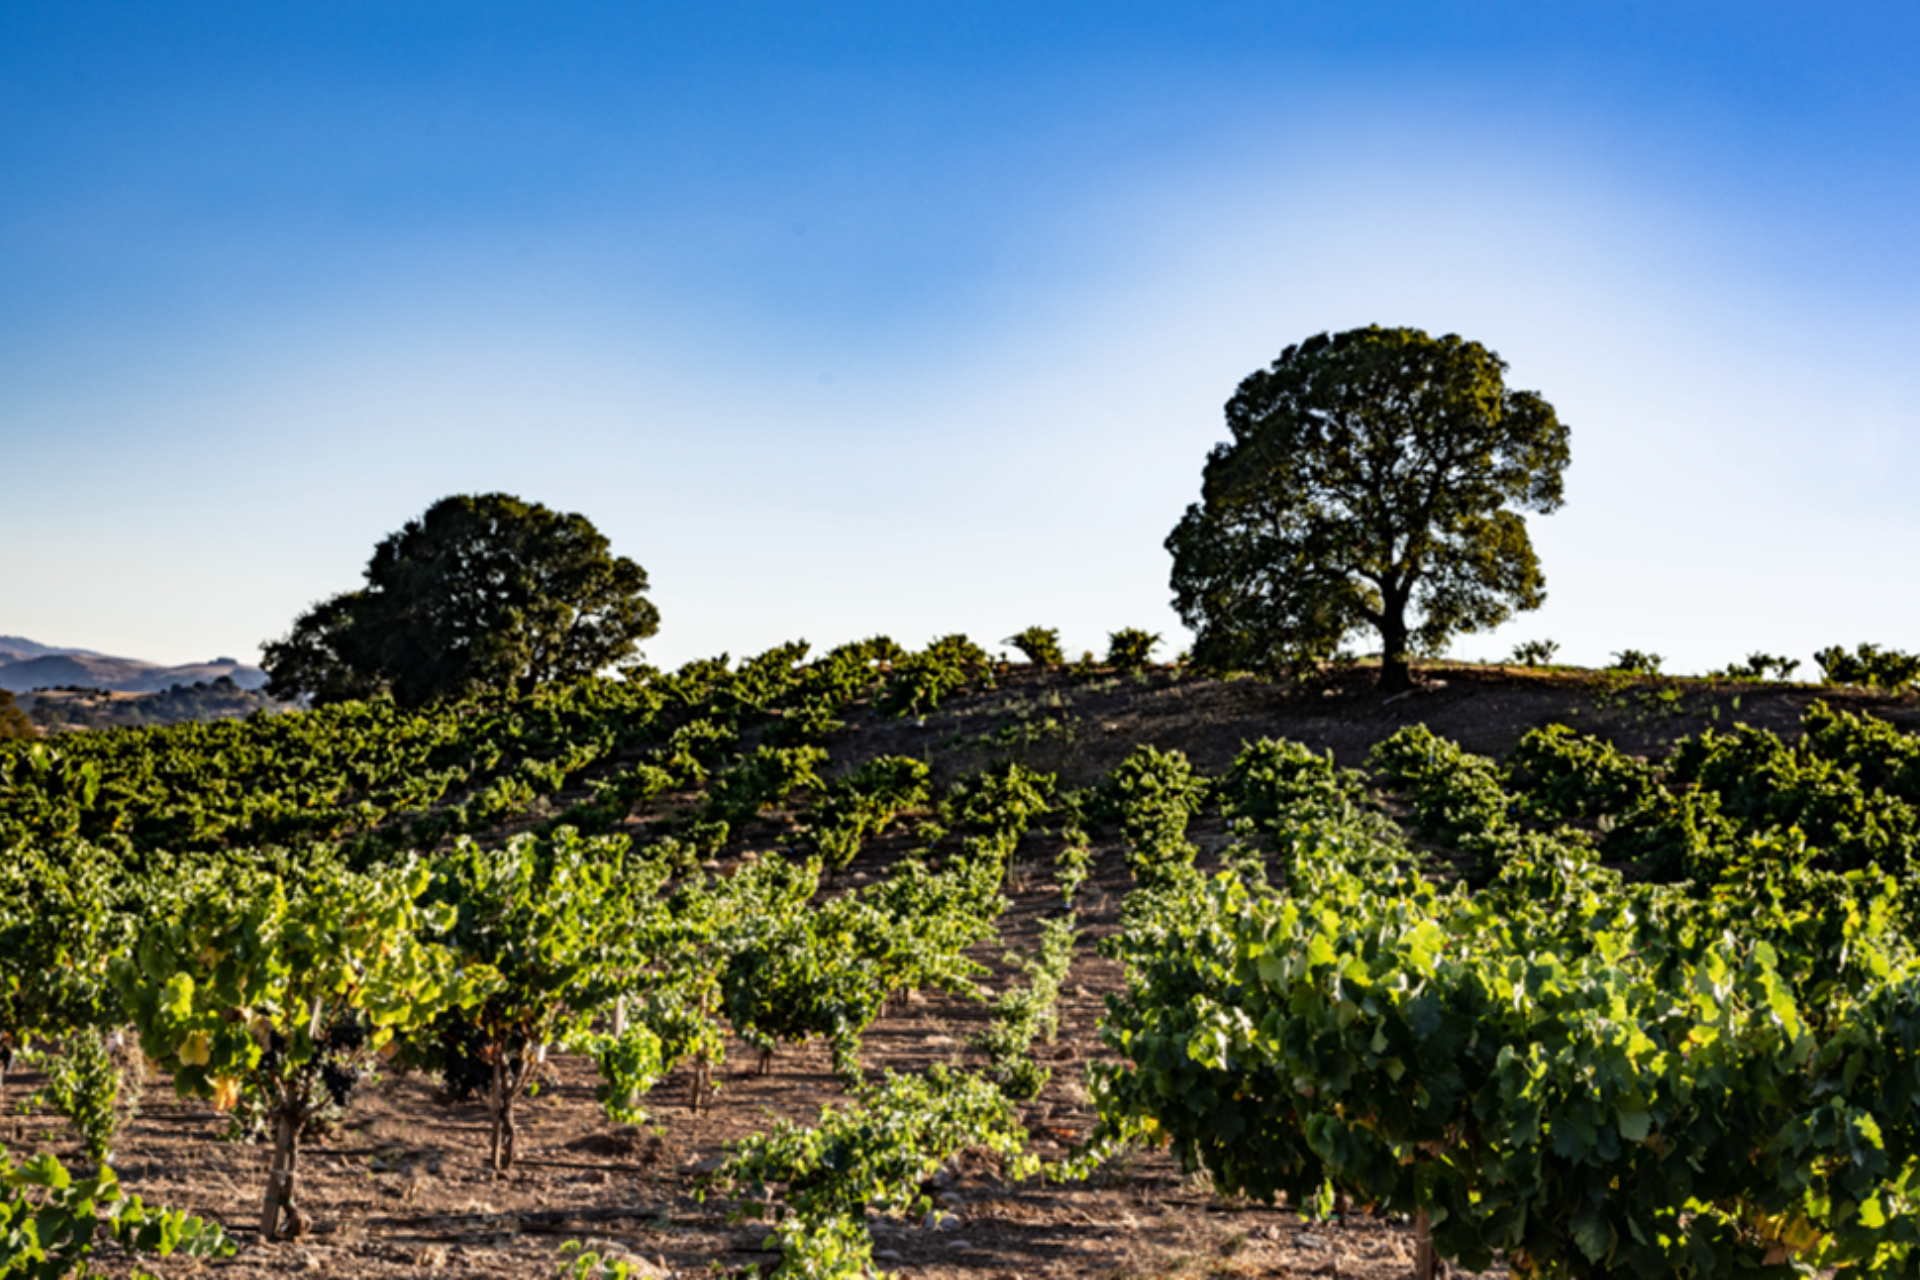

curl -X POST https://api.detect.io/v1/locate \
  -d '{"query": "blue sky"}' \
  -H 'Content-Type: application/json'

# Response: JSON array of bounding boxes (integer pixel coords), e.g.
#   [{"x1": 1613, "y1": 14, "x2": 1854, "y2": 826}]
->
[{"x1": 3, "y1": 3, "x2": 1917, "y2": 674}]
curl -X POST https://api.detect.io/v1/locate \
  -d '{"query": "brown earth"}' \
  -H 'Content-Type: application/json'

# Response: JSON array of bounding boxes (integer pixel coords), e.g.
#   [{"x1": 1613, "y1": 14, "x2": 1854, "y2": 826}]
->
[{"x1": 12, "y1": 664, "x2": 1917, "y2": 1280}]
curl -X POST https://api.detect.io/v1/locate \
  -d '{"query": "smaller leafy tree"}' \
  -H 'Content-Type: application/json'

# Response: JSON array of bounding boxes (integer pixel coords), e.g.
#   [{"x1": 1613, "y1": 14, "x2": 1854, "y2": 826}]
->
[
  {"x1": 114, "y1": 861, "x2": 488, "y2": 1241},
  {"x1": 256, "y1": 591, "x2": 387, "y2": 706},
  {"x1": 263, "y1": 493, "x2": 660, "y2": 706},
  {"x1": 1005, "y1": 627, "x2": 1065, "y2": 666},
  {"x1": 417, "y1": 829, "x2": 667, "y2": 1172}
]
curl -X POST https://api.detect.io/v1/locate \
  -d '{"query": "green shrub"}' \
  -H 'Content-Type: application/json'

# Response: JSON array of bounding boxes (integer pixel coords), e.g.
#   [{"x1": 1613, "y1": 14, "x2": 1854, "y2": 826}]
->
[
  {"x1": 851, "y1": 634, "x2": 906, "y2": 665},
  {"x1": 1215, "y1": 737, "x2": 1378, "y2": 833},
  {"x1": 704, "y1": 745, "x2": 827, "y2": 826},
  {"x1": 970, "y1": 913, "x2": 1077, "y2": 1102},
  {"x1": 1815, "y1": 643, "x2": 1920, "y2": 692},
  {"x1": 1505, "y1": 725, "x2": 1659, "y2": 826},
  {"x1": 943, "y1": 761, "x2": 1056, "y2": 839},
  {"x1": 877, "y1": 635, "x2": 993, "y2": 717},
  {"x1": 1801, "y1": 701, "x2": 1920, "y2": 805},
  {"x1": 16, "y1": 1028, "x2": 128, "y2": 1163},
  {"x1": 659, "y1": 718, "x2": 736, "y2": 785},
  {"x1": 1005, "y1": 626, "x2": 1065, "y2": 666},
  {"x1": 804, "y1": 755, "x2": 931, "y2": 872},
  {"x1": 722, "y1": 1063, "x2": 1025, "y2": 1221},
  {"x1": 1369, "y1": 725, "x2": 1514, "y2": 850},
  {"x1": 1606, "y1": 788, "x2": 1738, "y2": 880},
  {"x1": 1100, "y1": 745, "x2": 1206, "y2": 888},
  {"x1": 1369, "y1": 724, "x2": 1552, "y2": 881},
  {"x1": 1607, "y1": 649, "x2": 1663, "y2": 676},
  {"x1": 1509, "y1": 639, "x2": 1560, "y2": 667},
  {"x1": 1710, "y1": 652, "x2": 1801, "y2": 682},
  {"x1": 0, "y1": 1145, "x2": 232, "y2": 1277},
  {"x1": 1105, "y1": 628, "x2": 1161, "y2": 671},
  {"x1": 1668, "y1": 723, "x2": 1920, "y2": 875}
]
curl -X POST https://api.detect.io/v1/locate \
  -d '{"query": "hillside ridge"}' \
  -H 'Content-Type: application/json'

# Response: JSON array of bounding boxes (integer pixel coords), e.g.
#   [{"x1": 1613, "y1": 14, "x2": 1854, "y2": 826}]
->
[{"x1": 0, "y1": 636, "x2": 267, "y2": 694}]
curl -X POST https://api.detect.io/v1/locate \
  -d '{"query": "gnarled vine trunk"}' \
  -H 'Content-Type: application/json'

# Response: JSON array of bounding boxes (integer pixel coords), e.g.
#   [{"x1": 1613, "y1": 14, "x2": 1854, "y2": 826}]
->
[
  {"x1": 260, "y1": 1101, "x2": 302, "y2": 1239},
  {"x1": 689, "y1": 990, "x2": 713, "y2": 1114},
  {"x1": 488, "y1": 1054, "x2": 519, "y2": 1173}
]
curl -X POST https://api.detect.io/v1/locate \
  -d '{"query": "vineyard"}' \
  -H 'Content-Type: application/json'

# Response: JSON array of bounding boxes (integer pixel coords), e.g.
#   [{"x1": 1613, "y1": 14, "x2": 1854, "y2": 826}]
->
[{"x1": 5, "y1": 641, "x2": 1920, "y2": 1279}]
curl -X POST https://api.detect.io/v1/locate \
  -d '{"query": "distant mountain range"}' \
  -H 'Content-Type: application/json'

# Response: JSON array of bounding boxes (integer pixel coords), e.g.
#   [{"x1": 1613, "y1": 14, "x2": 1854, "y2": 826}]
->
[{"x1": 0, "y1": 636, "x2": 269, "y2": 695}]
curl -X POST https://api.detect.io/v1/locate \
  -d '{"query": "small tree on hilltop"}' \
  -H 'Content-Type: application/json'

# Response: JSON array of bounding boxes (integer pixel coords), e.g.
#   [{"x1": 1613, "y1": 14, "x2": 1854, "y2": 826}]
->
[
  {"x1": 262, "y1": 493, "x2": 660, "y2": 706},
  {"x1": 1166, "y1": 326, "x2": 1569, "y2": 692}
]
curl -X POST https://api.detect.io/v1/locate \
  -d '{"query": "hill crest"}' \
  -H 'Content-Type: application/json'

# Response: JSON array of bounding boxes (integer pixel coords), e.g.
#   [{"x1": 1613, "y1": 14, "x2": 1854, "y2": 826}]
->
[{"x1": 0, "y1": 637, "x2": 267, "y2": 694}]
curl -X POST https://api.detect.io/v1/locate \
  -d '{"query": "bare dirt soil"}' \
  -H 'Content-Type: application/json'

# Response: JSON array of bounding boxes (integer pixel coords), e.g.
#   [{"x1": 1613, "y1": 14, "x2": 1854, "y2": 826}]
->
[{"x1": 14, "y1": 664, "x2": 1916, "y2": 1280}]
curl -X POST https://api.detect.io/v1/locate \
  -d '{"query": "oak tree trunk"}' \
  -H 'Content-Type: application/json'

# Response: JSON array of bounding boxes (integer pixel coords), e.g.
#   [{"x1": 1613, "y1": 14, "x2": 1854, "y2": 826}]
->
[{"x1": 1378, "y1": 609, "x2": 1414, "y2": 693}]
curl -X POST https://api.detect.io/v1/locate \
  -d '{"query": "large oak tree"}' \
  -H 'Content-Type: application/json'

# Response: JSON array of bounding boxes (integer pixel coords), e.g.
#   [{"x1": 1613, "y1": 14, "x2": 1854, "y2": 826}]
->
[
  {"x1": 1166, "y1": 326, "x2": 1568, "y2": 692},
  {"x1": 264, "y1": 493, "x2": 660, "y2": 706}
]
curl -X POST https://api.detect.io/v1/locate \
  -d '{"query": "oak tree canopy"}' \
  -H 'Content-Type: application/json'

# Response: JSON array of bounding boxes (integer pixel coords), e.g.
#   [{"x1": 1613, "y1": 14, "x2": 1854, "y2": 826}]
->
[
  {"x1": 1166, "y1": 326, "x2": 1569, "y2": 691},
  {"x1": 263, "y1": 493, "x2": 660, "y2": 706}
]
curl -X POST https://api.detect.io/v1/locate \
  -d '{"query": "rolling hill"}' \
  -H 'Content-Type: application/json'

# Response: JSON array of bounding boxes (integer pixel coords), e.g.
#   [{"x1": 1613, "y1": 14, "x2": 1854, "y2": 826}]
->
[{"x1": 0, "y1": 636, "x2": 268, "y2": 694}]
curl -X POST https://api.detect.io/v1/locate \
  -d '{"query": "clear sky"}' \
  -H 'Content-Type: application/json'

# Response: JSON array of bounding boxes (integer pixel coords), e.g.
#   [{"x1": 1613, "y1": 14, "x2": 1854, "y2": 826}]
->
[{"x1": 3, "y1": 3, "x2": 1916, "y2": 674}]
